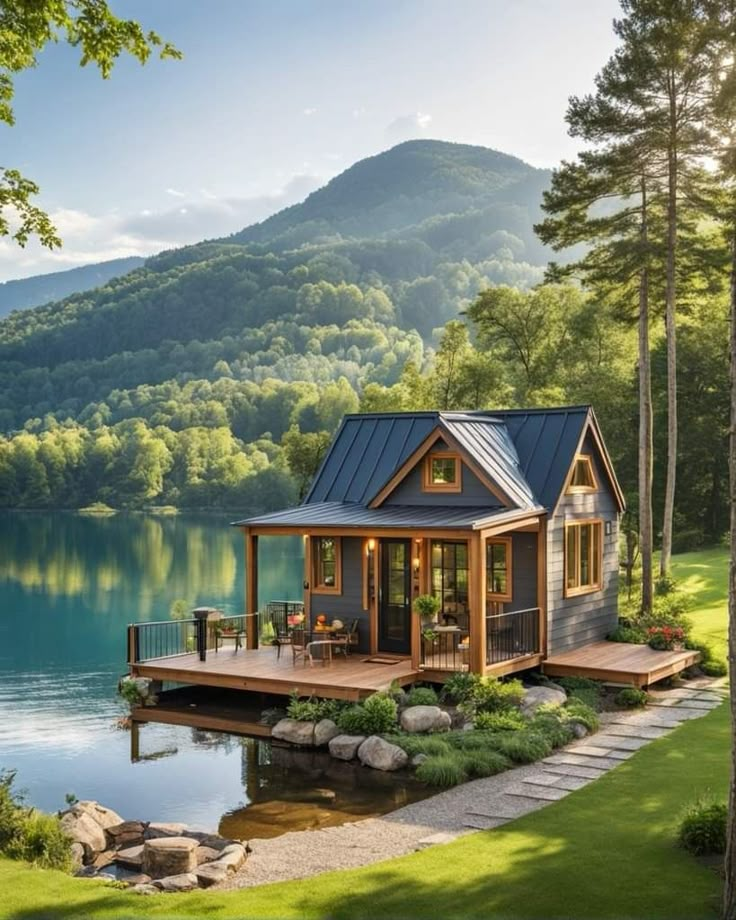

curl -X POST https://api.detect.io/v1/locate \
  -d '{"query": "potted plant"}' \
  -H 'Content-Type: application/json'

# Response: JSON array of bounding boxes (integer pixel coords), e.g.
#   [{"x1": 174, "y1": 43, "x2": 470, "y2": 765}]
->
[{"x1": 413, "y1": 594, "x2": 441, "y2": 627}]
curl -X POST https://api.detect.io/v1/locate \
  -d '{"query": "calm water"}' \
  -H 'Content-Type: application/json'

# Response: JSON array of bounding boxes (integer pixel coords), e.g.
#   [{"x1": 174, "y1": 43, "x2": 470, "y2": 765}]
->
[{"x1": 0, "y1": 512, "x2": 422, "y2": 834}]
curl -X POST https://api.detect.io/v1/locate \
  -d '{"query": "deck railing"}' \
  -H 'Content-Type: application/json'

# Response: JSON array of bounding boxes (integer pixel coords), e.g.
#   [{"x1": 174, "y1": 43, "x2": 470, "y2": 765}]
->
[
  {"x1": 258, "y1": 601, "x2": 305, "y2": 640},
  {"x1": 128, "y1": 618, "x2": 199, "y2": 664},
  {"x1": 419, "y1": 629, "x2": 470, "y2": 671},
  {"x1": 486, "y1": 607, "x2": 540, "y2": 665}
]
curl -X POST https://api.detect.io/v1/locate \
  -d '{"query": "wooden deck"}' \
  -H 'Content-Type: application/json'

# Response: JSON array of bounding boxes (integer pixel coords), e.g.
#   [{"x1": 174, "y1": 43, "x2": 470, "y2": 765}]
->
[
  {"x1": 132, "y1": 646, "x2": 420, "y2": 701},
  {"x1": 543, "y1": 640, "x2": 700, "y2": 687}
]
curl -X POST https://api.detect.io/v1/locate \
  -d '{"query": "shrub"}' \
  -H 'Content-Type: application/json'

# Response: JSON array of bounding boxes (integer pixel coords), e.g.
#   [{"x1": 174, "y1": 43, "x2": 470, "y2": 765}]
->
[
  {"x1": 441, "y1": 672, "x2": 478, "y2": 705},
  {"x1": 0, "y1": 771, "x2": 25, "y2": 851},
  {"x1": 647, "y1": 625, "x2": 685, "y2": 651},
  {"x1": 337, "y1": 693, "x2": 397, "y2": 735},
  {"x1": 608, "y1": 625, "x2": 647, "y2": 644},
  {"x1": 655, "y1": 573, "x2": 678, "y2": 596},
  {"x1": 459, "y1": 750, "x2": 510, "y2": 778},
  {"x1": 406, "y1": 686, "x2": 439, "y2": 707},
  {"x1": 495, "y1": 730, "x2": 553, "y2": 764},
  {"x1": 564, "y1": 699, "x2": 600, "y2": 732},
  {"x1": 415, "y1": 753, "x2": 467, "y2": 787},
  {"x1": 286, "y1": 693, "x2": 344, "y2": 723},
  {"x1": 615, "y1": 688, "x2": 649, "y2": 708},
  {"x1": 701, "y1": 659, "x2": 728, "y2": 677},
  {"x1": 385, "y1": 734, "x2": 453, "y2": 757},
  {"x1": 442, "y1": 730, "x2": 503, "y2": 752},
  {"x1": 557, "y1": 677, "x2": 602, "y2": 711},
  {"x1": 474, "y1": 710, "x2": 526, "y2": 732},
  {"x1": 5, "y1": 811, "x2": 73, "y2": 872},
  {"x1": 459, "y1": 676, "x2": 524, "y2": 717},
  {"x1": 529, "y1": 706, "x2": 575, "y2": 747},
  {"x1": 678, "y1": 796, "x2": 727, "y2": 856}
]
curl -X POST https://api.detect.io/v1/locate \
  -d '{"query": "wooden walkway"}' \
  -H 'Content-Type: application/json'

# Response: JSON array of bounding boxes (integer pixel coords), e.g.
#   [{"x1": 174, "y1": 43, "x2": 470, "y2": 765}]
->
[
  {"x1": 132, "y1": 646, "x2": 419, "y2": 701},
  {"x1": 543, "y1": 640, "x2": 700, "y2": 687}
]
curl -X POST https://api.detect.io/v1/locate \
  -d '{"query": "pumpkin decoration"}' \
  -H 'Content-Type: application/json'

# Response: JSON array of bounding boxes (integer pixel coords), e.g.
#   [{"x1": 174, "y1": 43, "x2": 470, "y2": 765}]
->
[{"x1": 316, "y1": 614, "x2": 327, "y2": 624}]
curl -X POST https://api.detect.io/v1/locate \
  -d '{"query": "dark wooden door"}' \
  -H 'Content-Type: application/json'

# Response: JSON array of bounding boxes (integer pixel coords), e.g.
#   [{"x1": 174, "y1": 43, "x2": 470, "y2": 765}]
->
[{"x1": 379, "y1": 539, "x2": 411, "y2": 654}]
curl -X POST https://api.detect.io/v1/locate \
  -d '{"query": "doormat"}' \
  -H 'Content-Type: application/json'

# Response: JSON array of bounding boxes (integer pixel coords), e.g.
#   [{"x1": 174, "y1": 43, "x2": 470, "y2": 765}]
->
[{"x1": 362, "y1": 657, "x2": 402, "y2": 665}]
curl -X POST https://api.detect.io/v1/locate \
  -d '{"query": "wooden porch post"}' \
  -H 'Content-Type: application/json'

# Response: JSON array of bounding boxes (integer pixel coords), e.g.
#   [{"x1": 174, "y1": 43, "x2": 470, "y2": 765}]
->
[
  {"x1": 304, "y1": 533, "x2": 312, "y2": 625},
  {"x1": 244, "y1": 527, "x2": 259, "y2": 650},
  {"x1": 470, "y1": 533, "x2": 485, "y2": 674},
  {"x1": 537, "y1": 518, "x2": 548, "y2": 657}
]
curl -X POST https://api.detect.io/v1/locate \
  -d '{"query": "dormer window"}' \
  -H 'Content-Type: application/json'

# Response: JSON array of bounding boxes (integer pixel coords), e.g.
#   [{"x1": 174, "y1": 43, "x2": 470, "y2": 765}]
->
[
  {"x1": 567, "y1": 454, "x2": 597, "y2": 494},
  {"x1": 423, "y1": 452, "x2": 462, "y2": 493}
]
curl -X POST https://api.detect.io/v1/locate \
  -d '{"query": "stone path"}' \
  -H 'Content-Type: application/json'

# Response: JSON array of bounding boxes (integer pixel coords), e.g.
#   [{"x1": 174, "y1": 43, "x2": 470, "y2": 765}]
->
[{"x1": 218, "y1": 678, "x2": 727, "y2": 890}]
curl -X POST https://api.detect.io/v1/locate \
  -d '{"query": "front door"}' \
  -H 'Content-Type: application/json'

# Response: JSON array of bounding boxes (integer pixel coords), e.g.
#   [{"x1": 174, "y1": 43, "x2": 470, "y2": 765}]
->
[{"x1": 379, "y1": 539, "x2": 411, "y2": 655}]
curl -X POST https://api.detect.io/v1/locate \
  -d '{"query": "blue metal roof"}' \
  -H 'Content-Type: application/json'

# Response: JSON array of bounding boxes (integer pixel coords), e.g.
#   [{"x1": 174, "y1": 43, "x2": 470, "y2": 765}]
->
[{"x1": 235, "y1": 502, "x2": 499, "y2": 529}]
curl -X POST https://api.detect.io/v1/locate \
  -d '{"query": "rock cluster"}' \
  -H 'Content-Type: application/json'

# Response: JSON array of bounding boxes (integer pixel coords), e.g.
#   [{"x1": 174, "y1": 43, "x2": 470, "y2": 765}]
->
[{"x1": 59, "y1": 801, "x2": 246, "y2": 894}]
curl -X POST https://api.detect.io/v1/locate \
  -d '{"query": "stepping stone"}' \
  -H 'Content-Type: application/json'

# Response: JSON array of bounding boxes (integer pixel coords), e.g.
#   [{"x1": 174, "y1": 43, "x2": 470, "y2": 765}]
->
[
  {"x1": 593, "y1": 736, "x2": 649, "y2": 751},
  {"x1": 603, "y1": 725, "x2": 669, "y2": 740},
  {"x1": 568, "y1": 744, "x2": 616, "y2": 757},
  {"x1": 541, "y1": 764, "x2": 606, "y2": 780},
  {"x1": 673, "y1": 699, "x2": 721, "y2": 710},
  {"x1": 462, "y1": 816, "x2": 512, "y2": 830},
  {"x1": 522, "y1": 774, "x2": 564, "y2": 787},
  {"x1": 606, "y1": 750, "x2": 633, "y2": 761},
  {"x1": 544, "y1": 753, "x2": 622, "y2": 770},
  {"x1": 543, "y1": 774, "x2": 591, "y2": 791},
  {"x1": 416, "y1": 832, "x2": 463, "y2": 848},
  {"x1": 640, "y1": 706, "x2": 702, "y2": 721},
  {"x1": 505, "y1": 786, "x2": 569, "y2": 802}
]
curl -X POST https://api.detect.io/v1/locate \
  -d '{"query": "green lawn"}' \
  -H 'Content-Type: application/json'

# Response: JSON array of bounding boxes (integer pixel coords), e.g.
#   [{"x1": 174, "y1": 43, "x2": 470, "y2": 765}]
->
[
  {"x1": 1, "y1": 703, "x2": 728, "y2": 920},
  {"x1": 672, "y1": 545, "x2": 728, "y2": 658}
]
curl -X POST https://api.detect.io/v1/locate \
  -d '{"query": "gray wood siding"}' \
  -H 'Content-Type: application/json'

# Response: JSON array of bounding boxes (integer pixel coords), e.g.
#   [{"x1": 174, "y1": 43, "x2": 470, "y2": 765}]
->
[
  {"x1": 509, "y1": 532, "x2": 537, "y2": 611},
  {"x1": 384, "y1": 440, "x2": 499, "y2": 507},
  {"x1": 310, "y1": 537, "x2": 370, "y2": 653},
  {"x1": 546, "y1": 435, "x2": 620, "y2": 654}
]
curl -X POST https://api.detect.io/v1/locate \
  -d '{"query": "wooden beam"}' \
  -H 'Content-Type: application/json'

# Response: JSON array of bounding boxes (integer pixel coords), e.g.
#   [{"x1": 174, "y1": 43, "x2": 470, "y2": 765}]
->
[
  {"x1": 537, "y1": 516, "x2": 548, "y2": 658},
  {"x1": 248, "y1": 525, "x2": 476, "y2": 539},
  {"x1": 244, "y1": 528, "x2": 258, "y2": 650},
  {"x1": 303, "y1": 534, "x2": 312, "y2": 623},
  {"x1": 469, "y1": 533, "x2": 484, "y2": 674},
  {"x1": 477, "y1": 532, "x2": 487, "y2": 672}
]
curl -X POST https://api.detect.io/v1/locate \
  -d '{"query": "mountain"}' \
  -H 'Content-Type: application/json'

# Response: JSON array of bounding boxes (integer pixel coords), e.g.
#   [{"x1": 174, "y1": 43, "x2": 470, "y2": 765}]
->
[{"x1": 0, "y1": 256, "x2": 145, "y2": 318}]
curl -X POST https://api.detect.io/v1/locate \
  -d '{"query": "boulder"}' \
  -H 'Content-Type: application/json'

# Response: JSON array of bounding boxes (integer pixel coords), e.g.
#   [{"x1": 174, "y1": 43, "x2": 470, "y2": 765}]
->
[
  {"x1": 131, "y1": 883, "x2": 159, "y2": 896},
  {"x1": 328, "y1": 734, "x2": 366, "y2": 761},
  {"x1": 521, "y1": 686, "x2": 567, "y2": 715},
  {"x1": 411, "y1": 753, "x2": 428, "y2": 766},
  {"x1": 196, "y1": 862, "x2": 231, "y2": 887},
  {"x1": 314, "y1": 718, "x2": 340, "y2": 747},
  {"x1": 195, "y1": 845, "x2": 221, "y2": 865},
  {"x1": 570, "y1": 722, "x2": 589, "y2": 739},
  {"x1": 72, "y1": 801, "x2": 125, "y2": 830},
  {"x1": 272, "y1": 718, "x2": 316, "y2": 746},
  {"x1": 70, "y1": 843, "x2": 85, "y2": 870},
  {"x1": 145, "y1": 822, "x2": 188, "y2": 840},
  {"x1": 106, "y1": 820, "x2": 146, "y2": 849},
  {"x1": 400, "y1": 705, "x2": 452, "y2": 734},
  {"x1": 122, "y1": 873, "x2": 152, "y2": 887},
  {"x1": 60, "y1": 810, "x2": 107, "y2": 863},
  {"x1": 142, "y1": 836, "x2": 198, "y2": 879},
  {"x1": 152, "y1": 872, "x2": 199, "y2": 892},
  {"x1": 209, "y1": 842, "x2": 246, "y2": 873},
  {"x1": 197, "y1": 834, "x2": 232, "y2": 851},
  {"x1": 357, "y1": 736, "x2": 408, "y2": 772},
  {"x1": 115, "y1": 844, "x2": 144, "y2": 869}
]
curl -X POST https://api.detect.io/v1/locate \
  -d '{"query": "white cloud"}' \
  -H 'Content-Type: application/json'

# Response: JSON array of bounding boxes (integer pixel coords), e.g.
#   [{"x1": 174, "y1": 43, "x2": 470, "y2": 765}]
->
[
  {"x1": 385, "y1": 111, "x2": 433, "y2": 143},
  {"x1": 0, "y1": 173, "x2": 325, "y2": 282},
  {"x1": 166, "y1": 187, "x2": 186, "y2": 198},
  {"x1": 302, "y1": 107, "x2": 317, "y2": 116}
]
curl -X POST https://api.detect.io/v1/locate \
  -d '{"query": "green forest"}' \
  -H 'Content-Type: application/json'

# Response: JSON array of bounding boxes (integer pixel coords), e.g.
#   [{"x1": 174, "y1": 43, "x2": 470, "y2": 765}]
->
[{"x1": 0, "y1": 134, "x2": 728, "y2": 554}]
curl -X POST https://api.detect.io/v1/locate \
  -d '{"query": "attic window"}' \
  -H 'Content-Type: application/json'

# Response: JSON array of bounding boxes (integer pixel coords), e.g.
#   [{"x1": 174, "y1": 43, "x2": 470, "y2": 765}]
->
[
  {"x1": 423, "y1": 452, "x2": 462, "y2": 493},
  {"x1": 312, "y1": 537, "x2": 341, "y2": 594},
  {"x1": 567, "y1": 454, "x2": 597, "y2": 494}
]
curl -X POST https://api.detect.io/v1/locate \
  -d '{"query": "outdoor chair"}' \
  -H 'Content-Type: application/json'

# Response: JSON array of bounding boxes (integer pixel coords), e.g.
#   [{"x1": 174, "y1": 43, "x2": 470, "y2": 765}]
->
[
  {"x1": 290, "y1": 627, "x2": 309, "y2": 667},
  {"x1": 333, "y1": 618, "x2": 360, "y2": 658}
]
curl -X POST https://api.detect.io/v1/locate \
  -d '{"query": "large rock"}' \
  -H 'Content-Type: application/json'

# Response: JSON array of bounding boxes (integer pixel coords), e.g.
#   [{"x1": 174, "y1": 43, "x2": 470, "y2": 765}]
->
[
  {"x1": 72, "y1": 801, "x2": 125, "y2": 830},
  {"x1": 115, "y1": 844, "x2": 144, "y2": 869},
  {"x1": 60, "y1": 811, "x2": 107, "y2": 863},
  {"x1": 210, "y1": 842, "x2": 246, "y2": 873},
  {"x1": 272, "y1": 718, "x2": 316, "y2": 746},
  {"x1": 314, "y1": 718, "x2": 340, "y2": 746},
  {"x1": 400, "y1": 705, "x2": 452, "y2": 734},
  {"x1": 106, "y1": 820, "x2": 146, "y2": 849},
  {"x1": 358, "y1": 736, "x2": 408, "y2": 771},
  {"x1": 196, "y1": 862, "x2": 231, "y2": 887},
  {"x1": 328, "y1": 734, "x2": 366, "y2": 761},
  {"x1": 195, "y1": 845, "x2": 221, "y2": 865},
  {"x1": 521, "y1": 685, "x2": 567, "y2": 715},
  {"x1": 145, "y1": 822, "x2": 188, "y2": 840},
  {"x1": 142, "y1": 836, "x2": 198, "y2": 879},
  {"x1": 152, "y1": 872, "x2": 199, "y2": 892},
  {"x1": 70, "y1": 842, "x2": 85, "y2": 870}
]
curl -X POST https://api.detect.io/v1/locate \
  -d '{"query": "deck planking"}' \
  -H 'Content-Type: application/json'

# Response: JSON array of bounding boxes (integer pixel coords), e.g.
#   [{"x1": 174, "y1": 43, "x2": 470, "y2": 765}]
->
[
  {"x1": 133, "y1": 646, "x2": 420, "y2": 700},
  {"x1": 542, "y1": 640, "x2": 699, "y2": 687}
]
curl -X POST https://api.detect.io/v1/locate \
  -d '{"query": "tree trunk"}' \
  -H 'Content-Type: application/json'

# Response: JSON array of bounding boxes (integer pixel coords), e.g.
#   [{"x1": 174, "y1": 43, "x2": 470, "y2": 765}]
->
[
  {"x1": 639, "y1": 176, "x2": 654, "y2": 613},
  {"x1": 660, "y1": 108, "x2": 678, "y2": 577},
  {"x1": 722, "y1": 221, "x2": 736, "y2": 920}
]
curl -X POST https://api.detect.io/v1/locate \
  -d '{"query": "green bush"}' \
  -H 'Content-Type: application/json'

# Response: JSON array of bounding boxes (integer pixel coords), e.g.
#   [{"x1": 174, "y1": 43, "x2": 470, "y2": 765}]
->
[
  {"x1": 441, "y1": 672, "x2": 478, "y2": 705},
  {"x1": 701, "y1": 659, "x2": 728, "y2": 677},
  {"x1": 459, "y1": 750, "x2": 510, "y2": 778},
  {"x1": 337, "y1": 693, "x2": 398, "y2": 734},
  {"x1": 458, "y1": 675, "x2": 524, "y2": 717},
  {"x1": 678, "y1": 796, "x2": 727, "y2": 856},
  {"x1": 568, "y1": 687, "x2": 602, "y2": 710},
  {"x1": 615, "y1": 688, "x2": 649, "y2": 708},
  {"x1": 442, "y1": 730, "x2": 503, "y2": 752},
  {"x1": 495, "y1": 730, "x2": 553, "y2": 764},
  {"x1": 564, "y1": 699, "x2": 600, "y2": 732},
  {"x1": 608, "y1": 625, "x2": 647, "y2": 644},
  {"x1": 0, "y1": 771, "x2": 25, "y2": 851},
  {"x1": 286, "y1": 694, "x2": 345, "y2": 723},
  {"x1": 415, "y1": 753, "x2": 467, "y2": 787},
  {"x1": 474, "y1": 710, "x2": 526, "y2": 732},
  {"x1": 406, "y1": 686, "x2": 439, "y2": 707},
  {"x1": 5, "y1": 811, "x2": 73, "y2": 872},
  {"x1": 557, "y1": 676, "x2": 602, "y2": 711},
  {"x1": 386, "y1": 735, "x2": 453, "y2": 757},
  {"x1": 529, "y1": 706, "x2": 575, "y2": 747}
]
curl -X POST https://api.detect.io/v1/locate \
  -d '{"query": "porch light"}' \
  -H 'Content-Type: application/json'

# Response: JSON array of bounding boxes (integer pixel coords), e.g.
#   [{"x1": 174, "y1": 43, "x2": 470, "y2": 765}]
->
[
  {"x1": 413, "y1": 557, "x2": 420, "y2": 571},
  {"x1": 367, "y1": 539, "x2": 376, "y2": 551}
]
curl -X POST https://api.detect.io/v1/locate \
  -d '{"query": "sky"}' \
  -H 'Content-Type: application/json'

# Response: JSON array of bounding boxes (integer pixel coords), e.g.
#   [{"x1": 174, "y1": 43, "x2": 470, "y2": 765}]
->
[{"x1": 0, "y1": 0, "x2": 622, "y2": 282}]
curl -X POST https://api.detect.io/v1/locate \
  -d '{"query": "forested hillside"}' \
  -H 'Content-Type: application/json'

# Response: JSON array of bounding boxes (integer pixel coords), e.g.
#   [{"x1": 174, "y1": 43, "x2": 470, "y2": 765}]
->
[{"x1": 0, "y1": 256, "x2": 144, "y2": 318}]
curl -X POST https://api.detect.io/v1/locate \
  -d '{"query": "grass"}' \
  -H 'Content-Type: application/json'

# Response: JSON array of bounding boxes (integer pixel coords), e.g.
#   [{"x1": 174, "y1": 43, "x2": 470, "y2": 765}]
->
[
  {"x1": 671, "y1": 545, "x2": 728, "y2": 659},
  {"x1": 0, "y1": 703, "x2": 728, "y2": 920}
]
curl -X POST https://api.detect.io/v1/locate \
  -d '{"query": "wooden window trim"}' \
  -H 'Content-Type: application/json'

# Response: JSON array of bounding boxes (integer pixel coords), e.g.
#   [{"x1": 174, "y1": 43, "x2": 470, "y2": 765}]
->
[
  {"x1": 422, "y1": 451, "x2": 462, "y2": 493},
  {"x1": 563, "y1": 518, "x2": 603, "y2": 598},
  {"x1": 486, "y1": 536, "x2": 513, "y2": 602},
  {"x1": 312, "y1": 536, "x2": 342, "y2": 595},
  {"x1": 566, "y1": 454, "x2": 598, "y2": 495}
]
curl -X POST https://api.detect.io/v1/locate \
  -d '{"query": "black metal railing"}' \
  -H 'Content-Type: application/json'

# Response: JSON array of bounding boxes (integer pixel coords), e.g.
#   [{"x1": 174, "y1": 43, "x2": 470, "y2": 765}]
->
[
  {"x1": 486, "y1": 607, "x2": 540, "y2": 665},
  {"x1": 258, "y1": 601, "x2": 305, "y2": 640},
  {"x1": 419, "y1": 629, "x2": 470, "y2": 671},
  {"x1": 129, "y1": 618, "x2": 199, "y2": 663}
]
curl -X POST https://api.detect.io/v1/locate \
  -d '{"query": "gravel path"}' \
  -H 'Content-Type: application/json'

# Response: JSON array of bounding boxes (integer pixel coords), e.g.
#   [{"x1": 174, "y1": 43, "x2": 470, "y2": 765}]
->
[{"x1": 218, "y1": 677, "x2": 726, "y2": 890}]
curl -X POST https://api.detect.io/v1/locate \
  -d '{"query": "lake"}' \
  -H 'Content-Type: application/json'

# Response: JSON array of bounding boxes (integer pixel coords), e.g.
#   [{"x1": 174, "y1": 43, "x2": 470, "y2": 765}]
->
[{"x1": 0, "y1": 511, "x2": 423, "y2": 835}]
